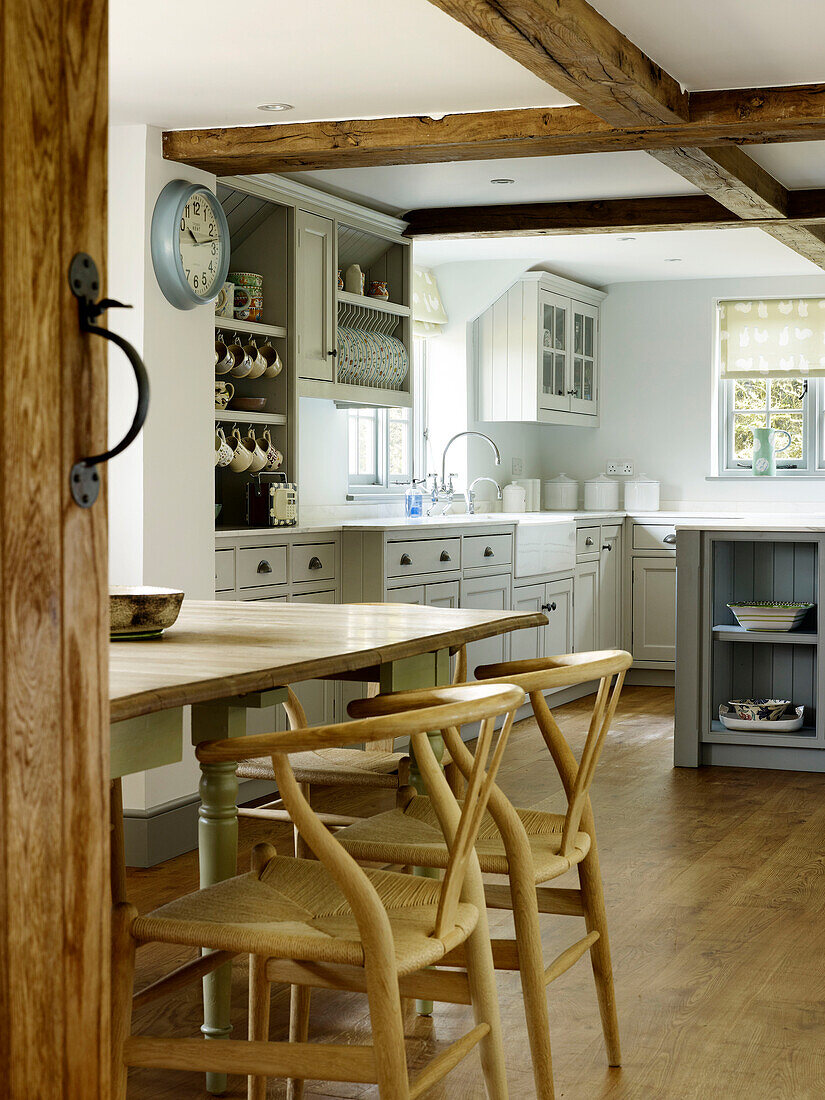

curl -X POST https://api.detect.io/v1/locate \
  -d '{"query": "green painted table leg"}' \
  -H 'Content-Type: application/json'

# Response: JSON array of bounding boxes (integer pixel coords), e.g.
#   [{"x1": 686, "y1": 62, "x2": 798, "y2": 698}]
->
[{"x1": 379, "y1": 648, "x2": 450, "y2": 1016}]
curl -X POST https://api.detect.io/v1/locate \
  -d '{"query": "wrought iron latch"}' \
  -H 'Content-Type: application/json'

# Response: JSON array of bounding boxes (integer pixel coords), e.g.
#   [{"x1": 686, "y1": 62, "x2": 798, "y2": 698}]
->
[{"x1": 68, "y1": 252, "x2": 150, "y2": 508}]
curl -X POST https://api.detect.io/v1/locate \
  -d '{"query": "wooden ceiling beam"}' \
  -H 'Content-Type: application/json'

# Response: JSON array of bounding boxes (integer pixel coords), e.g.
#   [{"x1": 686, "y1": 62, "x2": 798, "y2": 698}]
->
[{"x1": 402, "y1": 193, "x2": 825, "y2": 239}]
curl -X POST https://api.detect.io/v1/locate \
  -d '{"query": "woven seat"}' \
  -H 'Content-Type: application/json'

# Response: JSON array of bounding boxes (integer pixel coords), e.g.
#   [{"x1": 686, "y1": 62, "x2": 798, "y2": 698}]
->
[
  {"x1": 134, "y1": 855, "x2": 478, "y2": 975},
  {"x1": 338, "y1": 800, "x2": 591, "y2": 881},
  {"x1": 237, "y1": 746, "x2": 410, "y2": 789}
]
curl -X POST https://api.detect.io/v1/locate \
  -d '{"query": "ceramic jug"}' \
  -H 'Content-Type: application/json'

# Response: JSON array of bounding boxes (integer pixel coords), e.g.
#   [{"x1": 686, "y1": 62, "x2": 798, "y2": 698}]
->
[{"x1": 751, "y1": 426, "x2": 792, "y2": 476}]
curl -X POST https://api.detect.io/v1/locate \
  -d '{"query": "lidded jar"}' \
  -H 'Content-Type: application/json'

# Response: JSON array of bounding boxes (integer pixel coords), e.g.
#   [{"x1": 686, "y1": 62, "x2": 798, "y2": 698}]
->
[
  {"x1": 583, "y1": 473, "x2": 619, "y2": 511},
  {"x1": 623, "y1": 473, "x2": 660, "y2": 512},
  {"x1": 543, "y1": 473, "x2": 578, "y2": 510}
]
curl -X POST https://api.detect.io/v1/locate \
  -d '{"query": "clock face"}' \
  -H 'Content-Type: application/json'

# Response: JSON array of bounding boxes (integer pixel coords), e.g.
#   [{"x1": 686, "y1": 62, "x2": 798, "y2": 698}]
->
[{"x1": 178, "y1": 190, "x2": 224, "y2": 299}]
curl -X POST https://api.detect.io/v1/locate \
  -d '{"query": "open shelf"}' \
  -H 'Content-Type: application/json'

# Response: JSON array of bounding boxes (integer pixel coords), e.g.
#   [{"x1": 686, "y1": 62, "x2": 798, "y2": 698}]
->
[
  {"x1": 712, "y1": 625, "x2": 818, "y2": 645},
  {"x1": 215, "y1": 411, "x2": 287, "y2": 426},
  {"x1": 336, "y1": 290, "x2": 410, "y2": 316},
  {"x1": 297, "y1": 378, "x2": 412, "y2": 408},
  {"x1": 215, "y1": 317, "x2": 287, "y2": 340}
]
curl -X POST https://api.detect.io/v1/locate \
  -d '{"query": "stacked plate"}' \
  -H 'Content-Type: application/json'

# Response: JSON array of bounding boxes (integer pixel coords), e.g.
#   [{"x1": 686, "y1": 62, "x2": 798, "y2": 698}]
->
[
  {"x1": 727, "y1": 601, "x2": 814, "y2": 631},
  {"x1": 337, "y1": 327, "x2": 409, "y2": 390}
]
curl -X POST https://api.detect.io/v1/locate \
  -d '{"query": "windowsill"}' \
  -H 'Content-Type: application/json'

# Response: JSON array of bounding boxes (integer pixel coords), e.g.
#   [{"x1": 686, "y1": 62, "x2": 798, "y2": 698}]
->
[
  {"x1": 706, "y1": 474, "x2": 825, "y2": 481},
  {"x1": 346, "y1": 489, "x2": 408, "y2": 503}
]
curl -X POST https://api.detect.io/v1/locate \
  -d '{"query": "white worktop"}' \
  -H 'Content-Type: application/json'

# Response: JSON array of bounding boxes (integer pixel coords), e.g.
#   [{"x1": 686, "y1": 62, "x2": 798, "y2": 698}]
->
[{"x1": 674, "y1": 514, "x2": 825, "y2": 532}]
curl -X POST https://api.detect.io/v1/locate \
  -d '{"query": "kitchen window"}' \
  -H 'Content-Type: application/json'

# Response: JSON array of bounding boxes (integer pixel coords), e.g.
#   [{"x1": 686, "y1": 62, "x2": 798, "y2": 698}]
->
[
  {"x1": 346, "y1": 340, "x2": 426, "y2": 494},
  {"x1": 717, "y1": 298, "x2": 825, "y2": 476}
]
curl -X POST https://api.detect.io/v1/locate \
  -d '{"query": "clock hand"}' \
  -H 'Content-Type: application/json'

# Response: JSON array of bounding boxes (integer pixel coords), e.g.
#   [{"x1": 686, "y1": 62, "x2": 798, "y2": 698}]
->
[{"x1": 186, "y1": 229, "x2": 217, "y2": 245}]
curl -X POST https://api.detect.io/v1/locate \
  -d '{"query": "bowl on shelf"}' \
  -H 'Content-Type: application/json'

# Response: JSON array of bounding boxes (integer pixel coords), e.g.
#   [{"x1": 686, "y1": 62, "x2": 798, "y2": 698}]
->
[
  {"x1": 110, "y1": 586, "x2": 184, "y2": 640},
  {"x1": 230, "y1": 397, "x2": 267, "y2": 412},
  {"x1": 727, "y1": 601, "x2": 814, "y2": 632},
  {"x1": 719, "y1": 704, "x2": 805, "y2": 733},
  {"x1": 727, "y1": 698, "x2": 791, "y2": 722}
]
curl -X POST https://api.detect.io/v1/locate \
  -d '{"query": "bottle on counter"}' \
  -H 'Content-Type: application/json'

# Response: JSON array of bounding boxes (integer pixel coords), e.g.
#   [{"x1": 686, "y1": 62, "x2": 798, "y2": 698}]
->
[{"x1": 405, "y1": 479, "x2": 425, "y2": 518}]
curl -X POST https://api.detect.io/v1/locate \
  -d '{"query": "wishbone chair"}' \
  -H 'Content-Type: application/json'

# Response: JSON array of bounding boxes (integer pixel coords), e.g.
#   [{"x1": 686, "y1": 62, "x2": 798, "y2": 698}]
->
[
  {"x1": 336, "y1": 649, "x2": 632, "y2": 1100},
  {"x1": 111, "y1": 681, "x2": 523, "y2": 1100}
]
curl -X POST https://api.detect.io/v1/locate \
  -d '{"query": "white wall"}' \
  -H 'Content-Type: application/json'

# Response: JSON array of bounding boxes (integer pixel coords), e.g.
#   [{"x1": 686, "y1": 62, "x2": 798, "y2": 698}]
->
[
  {"x1": 108, "y1": 125, "x2": 216, "y2": 811},
  {"x1": 540, "y1": 274, "x2": 825, "y2": 509}
]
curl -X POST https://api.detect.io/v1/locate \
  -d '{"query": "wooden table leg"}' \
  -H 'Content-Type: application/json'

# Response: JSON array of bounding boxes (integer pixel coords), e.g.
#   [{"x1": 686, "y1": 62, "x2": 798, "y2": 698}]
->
[
  {"x1": 191, "y1": 689, "x2": 287, "y2": 1096},
  {"x1": 379, "y1": 648, "x2": 450, "y2": 1016}
]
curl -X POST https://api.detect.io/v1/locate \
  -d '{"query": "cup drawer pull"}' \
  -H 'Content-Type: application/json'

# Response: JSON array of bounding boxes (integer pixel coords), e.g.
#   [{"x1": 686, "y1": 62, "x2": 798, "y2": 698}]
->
[
  {"x1": 585, "y1": 536, "x2": 594, "y2": 546},
  {"x1": 257, "y1": 560, "x2": 273, "y2": 574},
  {"x1": 440, "y1": 550, "x2": 452, "y2": 562},
  {"x1": 483, "y1": 546, "x2": 494, "y2": 557},
  {"x1": 663, "y1": 533, "x2": 677, "y2": 545},
  {"x1": 308, "y1": 556, "x2": 323, "y2": 570},
  {"x1": 400, "y1": 553, "x2": 412, "y2": 566}
]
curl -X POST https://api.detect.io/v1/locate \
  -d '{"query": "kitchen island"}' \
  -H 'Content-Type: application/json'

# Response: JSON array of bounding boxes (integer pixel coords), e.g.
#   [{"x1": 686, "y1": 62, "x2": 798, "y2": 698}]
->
[{"x1": 675, "y1": 519, "x2": 825, "y2": 771}]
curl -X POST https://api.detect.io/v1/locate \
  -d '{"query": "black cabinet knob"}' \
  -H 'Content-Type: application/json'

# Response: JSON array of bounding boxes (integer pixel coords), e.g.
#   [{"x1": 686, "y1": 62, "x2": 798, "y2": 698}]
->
[
  {"x1": 541, "y1": 601, "x2": 557, "y2": 612},
  {"x1": 602, "y1": 543, "x2": 612, "y2": 551}
]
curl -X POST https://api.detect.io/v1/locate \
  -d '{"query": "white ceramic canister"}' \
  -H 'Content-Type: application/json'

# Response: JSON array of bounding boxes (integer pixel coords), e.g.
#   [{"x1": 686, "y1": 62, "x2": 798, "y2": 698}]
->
[
  {"x1": 543, "y1": 473, "x2": 579, "y2": 510},
  {"x1": 583, "y1": 473, "x2": 620, "y2": 511},
  {"x1": 502, "y1": 483, "x2": 527, "y2": 513},
  {"x1": 513, "y1": 478, "x2": 541, "y2": 512},
  {"x1": 623, "y1": 473, "x2": 660, "y2": 512}
]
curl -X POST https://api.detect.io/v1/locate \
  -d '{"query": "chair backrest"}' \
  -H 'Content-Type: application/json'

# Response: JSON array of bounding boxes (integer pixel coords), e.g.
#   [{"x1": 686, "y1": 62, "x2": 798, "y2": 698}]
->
[
  {"x1": 198, "y1": 683, "x2": 523, "y2": 959},
  {"x1": 474, "y1": 649, "x2": 632, "y2": 856}
]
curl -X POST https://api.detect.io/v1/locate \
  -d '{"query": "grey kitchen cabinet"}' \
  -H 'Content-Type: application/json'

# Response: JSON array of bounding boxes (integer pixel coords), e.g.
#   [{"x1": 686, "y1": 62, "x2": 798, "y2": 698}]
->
[
  {"x1": 460, "y1": 572, "x2": 511, "y2": 678},
  {"x1": 574, "y1": 560, "x2": 599, "y2": 654},
  {"x1": 289, "y1": 589, "x2": 338, "y2": 725},
  {"x1": 511, "y1": 577, "x2": 574, "y2": 665},
  {"x1": 386, "y1": 580, "x2": 460, "y2": 609},
  {"x1": 632, "y1": 557, "x2": 677, "y2": 663},
  {"x1": 511, "y1": 584, "x2": 545, "y2": 663},
  {"x1": 296, "y1": 209, "x2": 335, "y2": 382},
  {"x1": 599, "y1": 525, "x2": 623, "y2": 650}
]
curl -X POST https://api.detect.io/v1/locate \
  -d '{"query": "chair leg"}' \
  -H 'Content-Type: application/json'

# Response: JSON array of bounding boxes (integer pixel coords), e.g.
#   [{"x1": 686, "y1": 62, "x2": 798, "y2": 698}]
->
[
  {"x1": 294, "y1": 783, "x2": 313, "y2": 859},
  {"x1": 111, "y1": 902, "x2": 137, "y2": 1100},
  {"x1": 285, "y1": 984, "x2": 312, "y2": 1100},
  {"x1": 365, "y1": 970, "x2": 410, "y2": 1099},
  {"x1": 577, "y1": 837, "x2": 621, "y2": 1067},
  {"x1": 510, "y1": 884, "x2": 556, "y2": 1100},
  {"x1": 248, "y1": 954, "x2": 271, "y2": 1100},
  {"x1": 462, "y1": 897, "x2": 509, "y2": 1099}
]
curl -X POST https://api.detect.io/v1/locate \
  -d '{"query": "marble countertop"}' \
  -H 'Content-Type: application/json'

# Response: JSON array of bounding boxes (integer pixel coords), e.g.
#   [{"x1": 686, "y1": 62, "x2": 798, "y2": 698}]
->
[{"x1": 674, "y1": 515, "x2": 825, "y2": 532}]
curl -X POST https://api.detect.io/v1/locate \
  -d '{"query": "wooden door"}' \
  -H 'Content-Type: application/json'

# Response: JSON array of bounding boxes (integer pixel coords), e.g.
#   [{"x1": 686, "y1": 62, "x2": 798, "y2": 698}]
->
[
  {"x1": 574, "y1": 560, "x2": 599, "y2": 653},
  {"x1": 569, "y1": 300, "x2": 599, "y2": 416},
  {"x1": 632, "y1": 558, "x2": 678, "y2": 663},
  {"x1": 296, "y1": 209, "x2": 335, "y2": 381},
  {"x1": 1, "y1": 0, "x2": 110, "y2": 1095},
  {"x1": 598, "y1": 526, "x2": 623, "y2": 649},
  {"x1": 460, "y1": 573, "x2": 511, "y2": 678}
]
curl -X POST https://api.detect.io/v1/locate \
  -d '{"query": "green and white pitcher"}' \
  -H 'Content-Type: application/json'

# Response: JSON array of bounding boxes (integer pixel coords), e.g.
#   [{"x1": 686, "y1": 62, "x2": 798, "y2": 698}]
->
[{"x1": 751, "y1": 426, "x2": 792, "y2": 476}]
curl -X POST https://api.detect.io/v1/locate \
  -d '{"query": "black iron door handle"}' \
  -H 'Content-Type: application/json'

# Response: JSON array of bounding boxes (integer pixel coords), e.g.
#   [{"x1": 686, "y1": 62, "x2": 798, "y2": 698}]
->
[{"x1": 69, "y1": 252, "x2": 150, "y2": 508}]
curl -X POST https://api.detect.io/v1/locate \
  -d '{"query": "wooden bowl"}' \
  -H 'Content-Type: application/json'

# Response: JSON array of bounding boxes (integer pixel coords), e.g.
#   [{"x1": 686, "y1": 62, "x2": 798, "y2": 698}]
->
[
  {"x1": 230, "y1": 397, "x2": 267, "y2": 412},
  {"x1": 110, "y1": 586, "x2": 184, "y2": 639}
]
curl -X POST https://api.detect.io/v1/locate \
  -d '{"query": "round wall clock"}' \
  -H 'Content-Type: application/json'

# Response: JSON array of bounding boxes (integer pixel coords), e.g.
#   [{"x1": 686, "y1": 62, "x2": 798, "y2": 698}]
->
[{"x1": 150, "y1": 180, "x2": 230, "y2": 310}]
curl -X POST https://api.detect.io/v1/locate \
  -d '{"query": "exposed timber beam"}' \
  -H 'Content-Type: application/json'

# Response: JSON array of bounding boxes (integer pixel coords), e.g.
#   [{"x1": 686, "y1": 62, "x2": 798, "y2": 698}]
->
[
  {"x1": 402, "y1": 193, "x2": 825, "y2": 240},
  {"x1": 424, "y1": 0, "x2": 825, "y2": 268},
  {"x1": 162, "y1": 85, "x2": 825, "y2": 176}
]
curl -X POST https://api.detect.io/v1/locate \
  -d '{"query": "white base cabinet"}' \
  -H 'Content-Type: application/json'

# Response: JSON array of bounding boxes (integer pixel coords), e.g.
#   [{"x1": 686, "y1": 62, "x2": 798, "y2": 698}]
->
[
  {"x1": 598, "y1": 525, "x2": 623, "y2": 651},
  {"x1": 460, "y1": 573, "x2": 511, "y2": 677},
  {"x1": 631, "y1": 558, "x2": 677, "y2": 663},
  {"x1": 574, "y1": 561, "x2": 599, "y2": 653},
  {"x1": 512, "y1": 577, "x2": 574, "y2": 665}
]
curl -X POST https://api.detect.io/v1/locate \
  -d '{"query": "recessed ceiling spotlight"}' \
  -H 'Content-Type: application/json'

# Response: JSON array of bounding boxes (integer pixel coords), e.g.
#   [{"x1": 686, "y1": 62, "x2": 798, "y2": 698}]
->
[
  {"x1": 619, "y1": 236, "x2": 637, "y2": 242},
  {"x1": 490, "y1": 178, "x2": 515, "y2": 185},
  {"x1": 257, "y1": 102, "x2": 294, "y2": 112},
  {"x1": 664, "y1": 257, "x2": 683, "y2": 262}
]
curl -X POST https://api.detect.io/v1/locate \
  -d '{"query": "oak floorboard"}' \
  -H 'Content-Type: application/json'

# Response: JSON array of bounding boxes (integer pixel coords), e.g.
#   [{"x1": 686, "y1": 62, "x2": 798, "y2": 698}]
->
[{"x1": 125, "y1": 686, "x2": 825, "y2": 1098}]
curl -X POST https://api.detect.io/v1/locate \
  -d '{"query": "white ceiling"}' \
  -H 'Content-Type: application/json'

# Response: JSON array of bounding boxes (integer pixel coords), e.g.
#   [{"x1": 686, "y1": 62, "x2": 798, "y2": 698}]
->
[
  {"x1": 590, "y1": 0, "x2": 825, "y2": 90},
  {"x1": 286, "y1": 151, "x2": 702, "y2": 215},
  {"x1": 413, "y1": 229, "x2": 822, "y2": 285},
  {"x1": 747, "y1": 143, "x2": 825, "y2": 189},
  {"x1": 109, "y1": 0, "x2": 568, "y2": 129}
]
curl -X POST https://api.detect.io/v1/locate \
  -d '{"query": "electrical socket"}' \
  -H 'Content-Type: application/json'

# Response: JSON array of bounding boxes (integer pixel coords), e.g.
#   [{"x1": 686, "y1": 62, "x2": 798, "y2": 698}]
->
[
  {"x1": 607, "y1": 461, "x2": 634, "y2": 476},
  {"x1": 511, "y1": 457, "x2": 524, "y2": 476}
]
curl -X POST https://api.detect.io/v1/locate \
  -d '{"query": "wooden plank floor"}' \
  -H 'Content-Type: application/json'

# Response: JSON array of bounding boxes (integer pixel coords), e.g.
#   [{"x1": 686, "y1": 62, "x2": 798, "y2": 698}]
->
[{"x1": 124, "y1": 686, "x2": 825, "y2": 1098}]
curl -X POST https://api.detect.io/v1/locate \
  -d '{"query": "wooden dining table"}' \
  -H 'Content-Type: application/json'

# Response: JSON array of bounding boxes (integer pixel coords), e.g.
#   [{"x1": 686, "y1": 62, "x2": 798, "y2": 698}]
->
[{"x1": 110, "y1": 599, "x2": 545, "y2": 1095}]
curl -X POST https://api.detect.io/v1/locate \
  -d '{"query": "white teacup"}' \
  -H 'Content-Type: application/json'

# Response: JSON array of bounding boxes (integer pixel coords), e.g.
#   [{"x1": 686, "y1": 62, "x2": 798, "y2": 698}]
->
[
  {"x1": 243, "y1": 339, "x2": 267, "y2": 380},
  {"x1": 259, "y1": 342, "x2": 283, "y2": 379},
  {"x1": 215, "y1": 337, "x2": 234, "y2": 375},
  {"x1": 241, "y1": 432, "x2": 268, "y2": 474},
  {"x1": 260, "y1": 429, "x2": 283, "y2": 471},
  {"x1": 214, "y1": 428, "x2": 232, "y2": 467},
  {"x1": 228, "y1": 428, "x2": 254, "y2": 473},
  {"x1": 227, "y1": 336, "x2": 253, "y2": 379}
]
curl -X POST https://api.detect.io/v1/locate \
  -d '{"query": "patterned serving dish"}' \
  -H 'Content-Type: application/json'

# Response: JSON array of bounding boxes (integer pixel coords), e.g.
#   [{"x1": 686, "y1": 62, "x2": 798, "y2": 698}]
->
[
  {"x1": 719, "y1": 705, "x2": 805, "y2": 733},
  {"x1": 727, "y1": 601, "x2": 814, "y2": 631},
  {"x1": 726, "y1": 698, "x2": 791, "y2": 721}
]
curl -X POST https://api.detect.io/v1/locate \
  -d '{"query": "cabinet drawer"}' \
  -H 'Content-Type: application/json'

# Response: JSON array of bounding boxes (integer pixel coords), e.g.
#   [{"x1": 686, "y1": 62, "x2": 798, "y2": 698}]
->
[
  {"x1": 385, "y1": 537, "x2": 461, "y2": 577},
  {"x1": 463, "y1": 533, "x2": 512, "y2": 570},
  {"x1": 633, "y1": 523, "x2": 677, "y2": 551},
  {"x1": 237, "y1": 546, "x2": 288, "y2": 589},
  {"x1": 576, "y1": 526, "x2": 600, "y2": 559},
  {"x1": 215, "y1": 549, "x2": 235, "y2": 592},
  {"x1": 292, "y1": 542, "x2": 336, "y2": 583}
]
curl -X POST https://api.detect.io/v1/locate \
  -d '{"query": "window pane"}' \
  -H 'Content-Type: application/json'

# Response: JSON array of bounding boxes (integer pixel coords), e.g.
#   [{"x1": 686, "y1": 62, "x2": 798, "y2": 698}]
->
[
  {"x1": 770, "y1": 378, "x2": 804, "y2": 410},
  {"x1": 733, "y1": 412, "x2": 767, "y2": 459},
  {"x1": 358, "y1": 414, "x2": 376, "y2": 475},
  {"x1": 770, "y1": 412, "x2": 804, "y2": 460},
  {"x1": 733, "y1": 379, "x2": 766, "y2": 410},
  {"x1": 388, "y1": 407, "x2": 410, "y2": 479}
]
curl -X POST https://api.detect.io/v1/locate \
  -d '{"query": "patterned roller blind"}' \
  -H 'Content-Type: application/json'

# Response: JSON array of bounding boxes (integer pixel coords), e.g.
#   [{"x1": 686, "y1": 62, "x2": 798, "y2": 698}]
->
[
  {"x1": 413, "y1": 267, "x2": 449, "y2": 338},
  {"x1": 719, "y1": 298, "x2": 825, "y2": 378}
]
